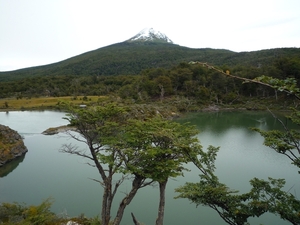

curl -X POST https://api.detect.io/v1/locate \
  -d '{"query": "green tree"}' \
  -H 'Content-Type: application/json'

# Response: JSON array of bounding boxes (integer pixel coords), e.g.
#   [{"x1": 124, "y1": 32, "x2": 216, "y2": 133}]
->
[
  {"x1": 154, "y1": 76, "x2": 173, "y2": 100},
  {"x1": 61, "y1": 103, "x2": 201, "y2": 225},
  {"x1": 61, "y1": 103, "x2": 150, "y2": 225},
  {"x1": 117, "y1": 116, "x2": 201, "y2": 225},
  {"x1": 242, "y1": 74, "x2": 300, "y2": 169},
  {"x1": 175, "y1": 145, "x2": 266, "y2": 225},
  {"x1": 170, "y1": 67, "x2": 193, "y2": 94},
  {"x1": 176, "y1": 145, "x2": 300, "y2": 225}
]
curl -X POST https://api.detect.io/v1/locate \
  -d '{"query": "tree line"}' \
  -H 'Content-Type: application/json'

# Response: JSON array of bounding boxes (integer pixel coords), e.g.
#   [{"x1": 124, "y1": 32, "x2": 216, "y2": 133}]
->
[{"x1": 1, "y1": 57, "x2": 300, "y2": 110}]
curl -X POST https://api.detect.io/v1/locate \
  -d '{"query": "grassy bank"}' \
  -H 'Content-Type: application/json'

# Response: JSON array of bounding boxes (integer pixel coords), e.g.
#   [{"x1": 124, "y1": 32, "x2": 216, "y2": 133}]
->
[
  {"x1": 0, "y1": 96, "x2": 104, "y2": 111},
  {"x1": 0, "y1": 94, "x2": 295, "y2": 113}
]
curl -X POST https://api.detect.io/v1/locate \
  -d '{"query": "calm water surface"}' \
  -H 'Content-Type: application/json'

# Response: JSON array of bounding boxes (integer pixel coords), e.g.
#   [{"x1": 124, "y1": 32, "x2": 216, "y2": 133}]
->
[{"x1": 0, "y1": 110, "x2": 299, "y2": 225}]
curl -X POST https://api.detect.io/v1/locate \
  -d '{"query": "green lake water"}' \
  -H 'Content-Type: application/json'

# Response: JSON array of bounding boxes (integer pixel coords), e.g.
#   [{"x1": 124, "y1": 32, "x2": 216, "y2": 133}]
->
[{"x1": 0, "y1": 110, "x2": 299, "y2": 225}]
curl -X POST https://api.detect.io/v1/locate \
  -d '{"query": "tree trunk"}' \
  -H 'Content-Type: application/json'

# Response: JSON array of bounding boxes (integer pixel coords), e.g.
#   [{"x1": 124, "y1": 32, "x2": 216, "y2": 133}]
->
[
  {"x1": 88, "y1": 145, "x2": 111, "y2": 225},
  {"x1": 155, "y1": 179, "x2": 168, "y2": 225},
  {"x1": 112, "y1": 176, "x2": 144, "y2": 225},
  {"x1": 101, "y1": 188, "x2": 109, "y2": 225},
  {"x1": 101, "y1": 179, "x2": 112, "y2": 225},
  {"x1": 158, "y1": 84, "x2": 165, "y2": 101}
]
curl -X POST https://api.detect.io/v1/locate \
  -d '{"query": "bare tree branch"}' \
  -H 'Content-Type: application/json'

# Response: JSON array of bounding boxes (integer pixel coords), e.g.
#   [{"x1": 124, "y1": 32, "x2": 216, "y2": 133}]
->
[
  {"x1": 131, "y1": 212, "x2": 142, "y2": 225},
  {"x1": 89, "y1": 177, "x2": 104, "y2": 186},
  {"x1": 112, "y1": 175, "x2": 126, "y2": 198},
  {"x1": 267, "y1": 108, "x2": 300, "y2": 158},
  {"x1": 60, "y1": 143, "x2": 94, "y2": 161}
]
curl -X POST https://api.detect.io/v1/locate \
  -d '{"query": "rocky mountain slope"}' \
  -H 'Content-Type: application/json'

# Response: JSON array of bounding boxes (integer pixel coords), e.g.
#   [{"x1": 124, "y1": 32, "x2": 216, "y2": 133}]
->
[{"x1": 127, "y1": 27, "x2": 173, "y2": 43}]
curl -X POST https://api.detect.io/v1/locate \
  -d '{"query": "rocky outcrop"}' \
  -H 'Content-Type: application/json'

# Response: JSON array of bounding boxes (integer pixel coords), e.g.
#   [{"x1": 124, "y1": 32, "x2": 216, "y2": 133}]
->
[{"x1": 0, "y1": 124, "x2": 28, "y2": 167}]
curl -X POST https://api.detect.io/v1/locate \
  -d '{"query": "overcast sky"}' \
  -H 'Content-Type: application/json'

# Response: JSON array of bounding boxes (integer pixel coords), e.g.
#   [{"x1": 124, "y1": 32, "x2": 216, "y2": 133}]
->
[{"x1": 1, "y1": 0, "x2": 299, "y2": 71}]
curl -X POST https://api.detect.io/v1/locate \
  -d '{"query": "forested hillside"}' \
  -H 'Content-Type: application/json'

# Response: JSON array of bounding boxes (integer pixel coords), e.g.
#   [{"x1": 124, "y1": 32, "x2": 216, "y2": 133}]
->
[{"x1": 0, "y1": 40, "x2": 299, "y2": 82}]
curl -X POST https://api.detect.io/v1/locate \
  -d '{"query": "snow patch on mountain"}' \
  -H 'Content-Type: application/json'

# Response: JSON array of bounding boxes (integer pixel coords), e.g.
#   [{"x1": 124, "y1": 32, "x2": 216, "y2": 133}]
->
[{"x1": 127, "y1": 28, "x2": 173, "y2": 43}]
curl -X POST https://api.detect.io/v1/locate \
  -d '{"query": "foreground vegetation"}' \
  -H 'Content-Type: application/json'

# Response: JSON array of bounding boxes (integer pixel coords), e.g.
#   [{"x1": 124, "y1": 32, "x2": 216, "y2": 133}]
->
[{"x1": 0, "y1": 198, "x2": 101, "y2": 225}]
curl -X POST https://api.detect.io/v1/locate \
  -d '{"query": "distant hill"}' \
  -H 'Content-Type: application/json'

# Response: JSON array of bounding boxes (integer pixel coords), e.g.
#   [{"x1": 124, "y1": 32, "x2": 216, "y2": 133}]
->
[{"x1": 0, "y1": 28, "x2": 299, "y2": 82}]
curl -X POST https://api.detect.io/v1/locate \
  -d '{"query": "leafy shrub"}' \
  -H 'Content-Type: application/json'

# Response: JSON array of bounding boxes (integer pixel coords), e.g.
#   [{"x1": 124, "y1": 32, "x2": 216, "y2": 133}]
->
[{"x1": 0, "y1": 198, "x2": 56, "y2": 225}]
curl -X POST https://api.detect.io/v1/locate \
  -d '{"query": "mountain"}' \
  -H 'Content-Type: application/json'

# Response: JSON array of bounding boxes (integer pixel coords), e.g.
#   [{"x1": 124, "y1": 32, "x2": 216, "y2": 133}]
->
[
  {"x1": 0, "y1": 28, "x2": 300, "y2": 82},
  {"x1": 127, "y1": 28, "x2": 173, "y2": 43}
]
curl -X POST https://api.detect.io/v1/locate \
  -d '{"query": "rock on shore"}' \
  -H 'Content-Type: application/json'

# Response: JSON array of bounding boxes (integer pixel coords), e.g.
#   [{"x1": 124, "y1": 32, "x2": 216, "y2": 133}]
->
[{"x1": 0, "y1": 124, "x2": 28, "y2": 166}]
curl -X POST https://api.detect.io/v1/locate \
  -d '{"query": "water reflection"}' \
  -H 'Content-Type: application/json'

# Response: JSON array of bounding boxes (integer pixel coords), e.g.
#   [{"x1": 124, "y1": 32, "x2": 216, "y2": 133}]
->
[
  {"x1": 178, "y1": 110, "x2": 295, "y2": 134},
  {"x1": 0, "y1": 154, "x2": 26, "y2": 178}
]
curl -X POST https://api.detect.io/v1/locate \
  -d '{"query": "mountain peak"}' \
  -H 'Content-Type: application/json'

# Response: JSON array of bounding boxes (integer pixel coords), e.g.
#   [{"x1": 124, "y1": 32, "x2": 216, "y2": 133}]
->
[{"x1": 127, "y1": 28, "x2": 173, "y2": 44}]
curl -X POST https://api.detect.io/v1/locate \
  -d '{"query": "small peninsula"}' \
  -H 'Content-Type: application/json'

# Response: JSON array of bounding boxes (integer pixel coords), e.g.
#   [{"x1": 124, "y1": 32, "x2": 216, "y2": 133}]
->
[
  {"x1": 42, "y1": 125, "x2": 77, "y2": 135},
  {"x1": 0, "y1": 124, "x2": 28, "y2": 166}
]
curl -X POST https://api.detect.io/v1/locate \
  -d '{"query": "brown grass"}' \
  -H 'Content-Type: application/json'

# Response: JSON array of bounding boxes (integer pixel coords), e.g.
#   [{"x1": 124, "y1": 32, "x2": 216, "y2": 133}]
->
[{"x1": 0, "y1": 96, "x2": 104, "y2": 111}]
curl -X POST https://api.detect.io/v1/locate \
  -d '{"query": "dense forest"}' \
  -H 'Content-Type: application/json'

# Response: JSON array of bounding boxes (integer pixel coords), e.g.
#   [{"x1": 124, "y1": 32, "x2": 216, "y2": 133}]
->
[{"x1": 1, "y1": 54, "x2": 300, "y2": 111}]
